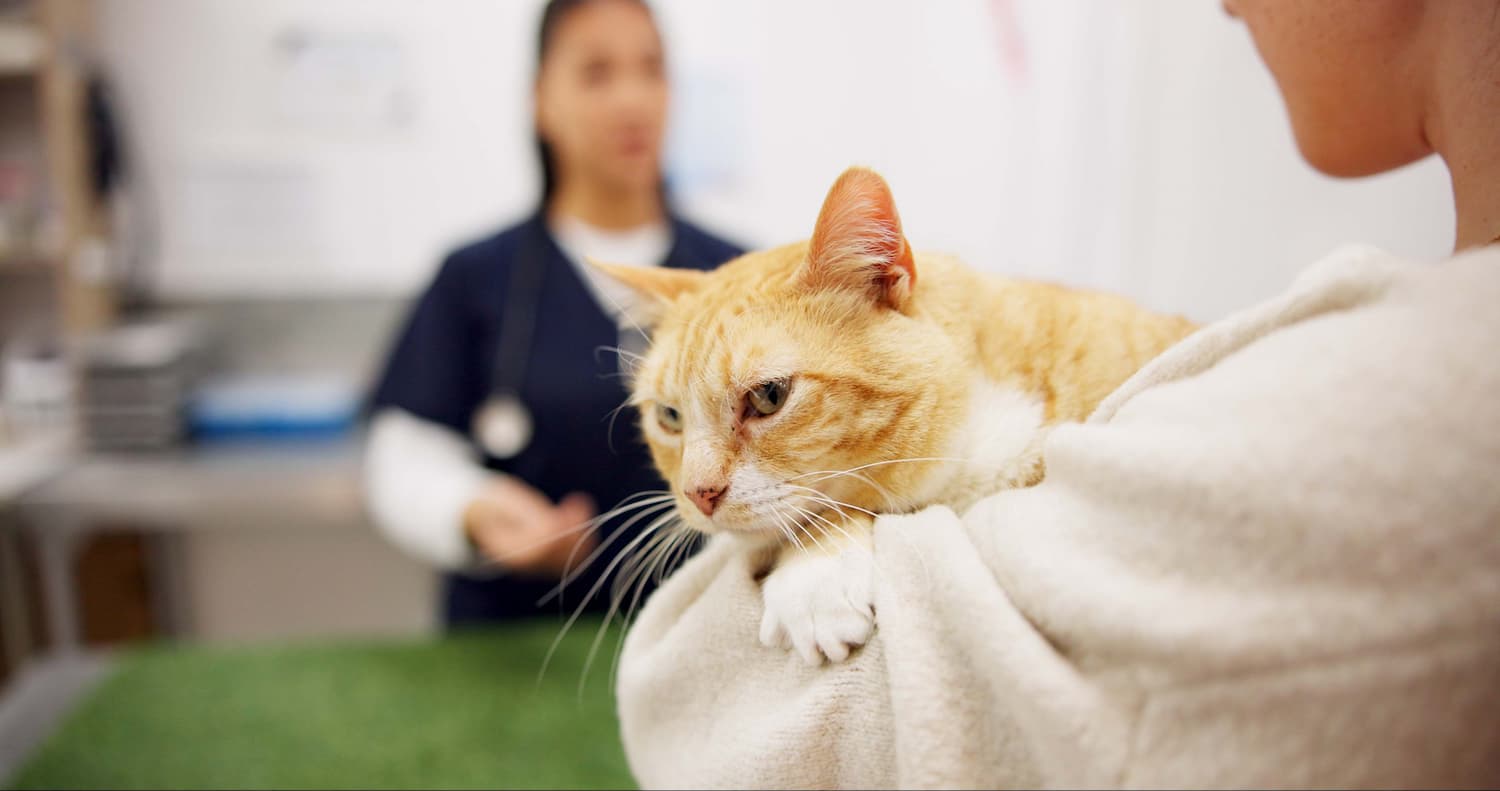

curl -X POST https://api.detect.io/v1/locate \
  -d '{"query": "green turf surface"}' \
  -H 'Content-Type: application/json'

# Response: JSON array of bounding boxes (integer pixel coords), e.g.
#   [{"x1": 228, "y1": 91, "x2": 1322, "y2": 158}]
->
[{"x1": 7, "y1": 619, "x2": 637, "y2": 790}]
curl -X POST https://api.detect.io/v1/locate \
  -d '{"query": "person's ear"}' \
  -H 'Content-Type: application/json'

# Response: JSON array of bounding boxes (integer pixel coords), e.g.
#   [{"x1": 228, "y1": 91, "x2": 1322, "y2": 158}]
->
[
  {"x1": 586, "y1": 259, "x2": 705, "y2": 330},
  {"x1": 800, "y1": 166, "x2": 916, "y2": 311}
]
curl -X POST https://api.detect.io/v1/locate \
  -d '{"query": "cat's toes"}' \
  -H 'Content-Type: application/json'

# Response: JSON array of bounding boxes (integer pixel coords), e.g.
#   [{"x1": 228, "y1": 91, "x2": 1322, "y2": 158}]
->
[
  {"x1": 758, "y1": 609, "x2": 791, "y2": 650},
  {"x1": 758, "y1": 545, "x2": 876, "y2": 665}
]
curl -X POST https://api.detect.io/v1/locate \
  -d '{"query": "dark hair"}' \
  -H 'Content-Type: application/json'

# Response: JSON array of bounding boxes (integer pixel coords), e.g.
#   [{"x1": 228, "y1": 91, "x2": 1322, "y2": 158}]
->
[{"x1": 534, "y1": 0, "x2": 655, "y2": 205}]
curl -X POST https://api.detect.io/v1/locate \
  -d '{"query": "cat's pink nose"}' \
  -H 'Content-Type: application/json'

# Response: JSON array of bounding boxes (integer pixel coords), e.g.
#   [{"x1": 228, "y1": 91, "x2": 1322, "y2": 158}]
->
[{"x1": 688, "y1": 483, "x2": 728, "y2": 517}]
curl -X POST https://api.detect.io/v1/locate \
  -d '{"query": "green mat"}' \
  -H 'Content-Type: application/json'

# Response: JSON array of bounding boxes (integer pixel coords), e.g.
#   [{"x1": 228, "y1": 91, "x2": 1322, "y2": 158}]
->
[{"x1": 8, "y1": 619, "x2": 638, "y2": 790}]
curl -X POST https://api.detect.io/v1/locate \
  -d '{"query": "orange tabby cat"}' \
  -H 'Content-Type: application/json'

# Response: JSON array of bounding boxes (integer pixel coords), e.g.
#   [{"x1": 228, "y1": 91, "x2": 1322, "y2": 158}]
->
[{"x1": 593, "y1": 166, "x2": 1196, "y2": 665}]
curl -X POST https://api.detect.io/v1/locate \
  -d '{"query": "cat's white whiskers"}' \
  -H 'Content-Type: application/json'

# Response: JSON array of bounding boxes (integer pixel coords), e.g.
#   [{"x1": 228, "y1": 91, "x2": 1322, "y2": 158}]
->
[
  {"x1": 478, "y1": 517, "x2": 596, "y2": 566},
  {"x1": 540, "y1": 495, "x2": 677, "y2": 607},
  {"x1": 804, "y1": 491, "x2": 936, "y2": 590},
  {"x1": 789, "y1": 485, "x2": 935, "y2": 587},
  {"x1": 792, "y1": 514, "x2": 831, "y2": 555},
  {"x1": 782, "y1": 499, "x2": 847, "y2": 540},
  {"x1": 592, "y1": 280, "x2": 656, "y2": 351},
  {"x1": 784, "y1": 501, "x2": 846, "y2": 539},
  {"x1": 656, "y1": 527, "x2": 698, "y2": 585},
  {"x1": 783, "y1": 484, "x2": 879, "y2": 518},
  {"x1": 576, "y1": 510, "x2": 687, "y2": 696},
  {"x1": 779, "y1": 526, "x2": 805, "y2": 554},
  {"x1": 602, "y1": 395, "x2": 638, "y2": 451},
  {"x1": 622, "y1": 527, "x2": 681, "y2": 605},
  {"x1": 608, "y1": 527, "x2": 700, "y2": 692},
  {"x1": 610, "y1": 526, "x2": 682, "y2": 632},
  {"x1": 609, "y1": 525, "x2": 677, "y2": 602},
  {"x1": 597, "y1": 344, "x2": 647, "y2": 366},
  {"x1": 794, "y1": 456, "x2": 998, "y2": 483},
  {"x1": 575, "y1": 490, "x2": 675, "y2": 531},
  {"x1": 540, "y1": 510, "x2": 678, "y2": 692},
  {"x1": 768, "y1": 505, "x2": 809, "y2": 555},
  {"x1": 784, "y1": 503, "x2": 877, "y2": 566},
  {"x1": 594, "y1": 346, "x2": 646, "y2": 383},
  {"x1": 481, "y1": 492, "x2": 672, "y2": 576},
  {"x1": 776, "y1": 501, "x2": 848, "y2": 563},
  {"x1": 766, "y1": 506, "x2": 795, "y2": 548},
  {"x1": 791, "y1": 502, "x2": 844, "y2": 535},
  {"x1": 543, "y1": 499, "x2": 675, "y2": 608},
  {"x1": 795, "y1": 468, "x2": 897, "y2": 506},
  {"x1": 553, "y1": 502, "x2": 674, "y2": 608},
  {"x1": 581, "y1": 516, "x2": 687, "y2": 698},
  {"x1": 778, "y1": 488, "x2": 897, "y2": 585}
]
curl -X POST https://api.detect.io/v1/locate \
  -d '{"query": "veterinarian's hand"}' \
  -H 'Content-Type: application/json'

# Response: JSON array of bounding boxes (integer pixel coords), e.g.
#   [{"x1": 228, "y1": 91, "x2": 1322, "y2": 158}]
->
[{"x1": 463, "y1": 477, "x2": 598, "y2": 578}]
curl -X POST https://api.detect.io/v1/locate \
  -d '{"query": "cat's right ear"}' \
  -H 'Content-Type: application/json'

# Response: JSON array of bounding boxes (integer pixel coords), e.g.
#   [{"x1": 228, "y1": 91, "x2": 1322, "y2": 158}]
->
[
  {"x1": 803, "y1": 166, "x2": 916, "y2": 311},
  {"x1": 586, "y1": 258, "x2": 704, "y2": 330}
]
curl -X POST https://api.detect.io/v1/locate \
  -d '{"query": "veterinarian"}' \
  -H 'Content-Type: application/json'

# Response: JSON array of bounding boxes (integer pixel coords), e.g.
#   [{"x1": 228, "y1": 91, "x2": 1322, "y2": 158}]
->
[
  {"x1": 616, "y1": 1, "x2": 1500, "y2": 786},
  {"x1": 363, "y1": 0, "x2": 741, "y2": 626}
]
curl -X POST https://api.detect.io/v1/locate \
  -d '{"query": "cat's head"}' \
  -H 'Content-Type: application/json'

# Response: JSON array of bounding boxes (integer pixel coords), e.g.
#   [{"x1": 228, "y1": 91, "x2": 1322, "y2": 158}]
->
[{"x1": 592, "y1": 167, "x2": 970, "y2": 538}]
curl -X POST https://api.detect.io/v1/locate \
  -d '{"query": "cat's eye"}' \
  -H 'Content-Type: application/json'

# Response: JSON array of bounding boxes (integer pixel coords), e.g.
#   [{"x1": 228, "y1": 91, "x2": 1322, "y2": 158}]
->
[
  {"x1": 746, "y1": 379, "x2": 790, "y2": 417},
  {"x1": 656, "y1": 403, "x2": 683, "y2": 433}
]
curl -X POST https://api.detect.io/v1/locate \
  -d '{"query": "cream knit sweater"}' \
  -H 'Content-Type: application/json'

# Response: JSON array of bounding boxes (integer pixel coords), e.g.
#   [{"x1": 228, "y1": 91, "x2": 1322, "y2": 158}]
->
[{"x1": 616, "y1": 244, "x2": 1500, "y2": 789}]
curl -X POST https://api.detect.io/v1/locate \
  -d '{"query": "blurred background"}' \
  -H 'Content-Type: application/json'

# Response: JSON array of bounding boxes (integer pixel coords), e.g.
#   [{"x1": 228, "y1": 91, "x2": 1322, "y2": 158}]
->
[{"x1": 0, "y1": 0, "x2": 1453, "y2": 787}]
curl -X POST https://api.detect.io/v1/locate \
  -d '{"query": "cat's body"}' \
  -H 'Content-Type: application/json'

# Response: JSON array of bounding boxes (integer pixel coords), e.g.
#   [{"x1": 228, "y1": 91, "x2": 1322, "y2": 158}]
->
[
  {"x1": 595, "y1": 167, "x2": 1195, "y2": 664},
  {"x1": 848, "y1": 247, "x2": 1196, "y2": 514}
]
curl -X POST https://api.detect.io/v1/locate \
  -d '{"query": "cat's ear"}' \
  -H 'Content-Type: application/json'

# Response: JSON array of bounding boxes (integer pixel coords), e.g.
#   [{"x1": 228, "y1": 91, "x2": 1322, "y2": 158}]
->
[
  {"x1": 803, "y1": 166, "x2": 916, "y2": 310},
  {"x1": 586, "y1": 258, "x2": 704, "y2": 329}
]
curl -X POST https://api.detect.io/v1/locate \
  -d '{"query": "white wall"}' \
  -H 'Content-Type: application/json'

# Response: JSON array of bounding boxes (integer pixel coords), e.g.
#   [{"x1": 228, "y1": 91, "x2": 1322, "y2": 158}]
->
[
  {"x1": 1111, "y1": 1, "x2": 1452, "y2": 320},
  {"x1": 97, "y1": 0, "x2": 541, "y2": 298},
  {"x1": 97, "y1": 0, "x2": 1454, "y2": 322}
]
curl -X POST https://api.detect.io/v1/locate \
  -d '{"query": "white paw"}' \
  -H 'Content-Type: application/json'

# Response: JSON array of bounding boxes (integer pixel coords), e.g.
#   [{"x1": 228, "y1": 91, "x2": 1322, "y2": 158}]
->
[{"x1": 758, "y1": 546, "x2": 876, "y2": 665}]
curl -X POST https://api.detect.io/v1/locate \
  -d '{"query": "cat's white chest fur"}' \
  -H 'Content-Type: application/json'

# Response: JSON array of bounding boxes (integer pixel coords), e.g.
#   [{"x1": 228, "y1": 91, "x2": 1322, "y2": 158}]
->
[{"x1": 912, "y1": 379, "x2": 1047, "y2": 513}]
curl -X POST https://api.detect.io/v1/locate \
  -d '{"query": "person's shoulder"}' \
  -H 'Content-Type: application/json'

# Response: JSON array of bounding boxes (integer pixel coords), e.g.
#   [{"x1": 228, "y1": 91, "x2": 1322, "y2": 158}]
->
[
  {"x1": 1398, "y1": 243, "x2": 1500, "y2": 312},
  {"x1": 438, "y1": 218, "x2": 537, "y2": 283},
  {"x1": 1285, "y1": 242, "x2": 1500, "y2": 309},
  {"x1": 1316, "y1": 242, "x2": 1500, "y2": 344},
  {"x1": 670, "y1": 215, "x2": 748, "y2": 271}
]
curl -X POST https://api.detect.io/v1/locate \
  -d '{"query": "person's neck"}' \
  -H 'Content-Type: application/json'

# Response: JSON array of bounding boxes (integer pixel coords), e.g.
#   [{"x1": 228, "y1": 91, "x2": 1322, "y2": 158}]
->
[
  {"x1": 1433, "y1": 106, "x2": 1500, "y2": 251},
  {"x1": 1428, "y1": 8, "x2": 1500, "y2": 251},
  {"x1": 549, "y1": 177, "x2": 664, "y2": 232}
]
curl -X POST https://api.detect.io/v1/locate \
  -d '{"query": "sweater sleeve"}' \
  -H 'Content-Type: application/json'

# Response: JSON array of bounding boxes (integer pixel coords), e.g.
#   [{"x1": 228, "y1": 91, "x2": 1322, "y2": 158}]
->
[{"x1": 363, "y1": 407, "x2": 496, "y2": 570}]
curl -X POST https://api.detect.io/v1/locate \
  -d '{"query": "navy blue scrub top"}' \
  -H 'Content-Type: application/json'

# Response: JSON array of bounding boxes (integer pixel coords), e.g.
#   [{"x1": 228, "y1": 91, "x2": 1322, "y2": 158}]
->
[{"x1": 369, "y1": 211, "x2": 743, "y2": 627}]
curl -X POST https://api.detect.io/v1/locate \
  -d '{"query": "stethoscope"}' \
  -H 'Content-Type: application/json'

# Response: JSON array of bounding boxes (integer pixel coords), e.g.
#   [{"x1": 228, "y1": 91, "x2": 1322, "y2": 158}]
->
[
  {"x1": 471, "y1": 224, "x2": 654, "y2": 459},
  {"x1": 472, "y1": 228, "x2": 547, "y2": 459}
]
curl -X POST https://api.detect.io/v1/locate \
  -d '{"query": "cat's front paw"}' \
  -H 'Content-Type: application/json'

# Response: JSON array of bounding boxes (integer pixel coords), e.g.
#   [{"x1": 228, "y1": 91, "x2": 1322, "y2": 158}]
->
[{"x1": 758, "y1": 542, "x2": 876, "y2": 665}]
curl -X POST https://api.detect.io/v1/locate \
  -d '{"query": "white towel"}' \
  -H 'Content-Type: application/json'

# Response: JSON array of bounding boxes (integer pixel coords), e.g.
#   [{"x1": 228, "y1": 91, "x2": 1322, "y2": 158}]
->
[{"x1": 617, "y1": 243, "x2": 1500, "y2": 789}]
